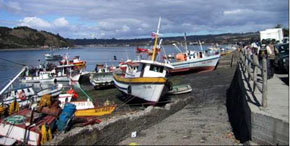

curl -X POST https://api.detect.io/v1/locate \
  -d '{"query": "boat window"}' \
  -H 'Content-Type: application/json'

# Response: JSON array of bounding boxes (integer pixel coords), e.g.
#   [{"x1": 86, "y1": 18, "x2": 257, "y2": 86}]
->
[{"x1": 150, "y1": 65, "x2": 164, "y2": 73}]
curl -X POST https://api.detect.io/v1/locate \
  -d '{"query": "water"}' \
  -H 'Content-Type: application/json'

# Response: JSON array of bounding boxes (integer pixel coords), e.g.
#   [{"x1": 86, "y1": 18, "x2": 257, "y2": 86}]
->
[{"x1": 0, "y1": 44, "x2": 231, "y2": 88}]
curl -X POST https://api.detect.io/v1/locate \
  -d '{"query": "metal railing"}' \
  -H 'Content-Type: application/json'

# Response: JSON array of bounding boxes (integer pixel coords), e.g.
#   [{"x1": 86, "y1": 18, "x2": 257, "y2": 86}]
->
[{"x1": 238, "y1": 48, "x2": 268, "y2": 107}]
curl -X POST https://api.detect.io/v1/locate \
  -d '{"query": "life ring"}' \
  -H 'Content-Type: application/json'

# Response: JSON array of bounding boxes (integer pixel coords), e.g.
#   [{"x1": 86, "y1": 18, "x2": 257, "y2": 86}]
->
[{"x1": 18, "y1": 91, "x2": 26, "y2": 101}]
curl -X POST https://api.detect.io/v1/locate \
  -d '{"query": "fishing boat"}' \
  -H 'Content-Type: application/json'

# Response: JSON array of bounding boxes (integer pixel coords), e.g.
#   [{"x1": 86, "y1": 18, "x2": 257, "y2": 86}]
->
[
  {"x1": 54, "y1": 64, "x2": 81, "y2": 82},
  {"x1": 90, "y1": 64, "x2": 116, "y2": 89},
  {"x1": 113, "y1": 17, "x2": 173, "y2": 104},
  {"x1": 0, "y1": 109, "x2": 57, "y2": 145},
  {"x1": 167, "y1": 34, "x2": 220, "y2": 74},
  {"x1": 21, "y1": 70, "x2": 55, "y2": 83},
  {"x1": 37, "y1": 84, "x2": 63, "y2": 97},
  {"x1": 44, "y1": 53, "x2": 63, "y2": 61},
  {"x1": 1, "y1": 87, "x2": 37, "y2": 107},
  {"x1": 60, "y1": 55, "x2": 86, "y2": 68}
]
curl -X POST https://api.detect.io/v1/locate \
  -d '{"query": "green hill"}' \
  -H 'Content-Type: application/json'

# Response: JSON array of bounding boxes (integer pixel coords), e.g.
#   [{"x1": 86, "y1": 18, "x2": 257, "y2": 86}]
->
[{"x1": 0, "y1": 26, "x2": 72, "y2": 49}]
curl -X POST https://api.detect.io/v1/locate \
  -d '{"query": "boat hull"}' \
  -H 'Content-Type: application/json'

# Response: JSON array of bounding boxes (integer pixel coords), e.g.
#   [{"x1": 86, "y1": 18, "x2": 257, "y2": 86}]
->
[
  {"x1": 113, "y1": 74, "x2": 167, "y2": 103},
  {"x1": 169, "y1": 56, "x2": 220, "y2": 74}
]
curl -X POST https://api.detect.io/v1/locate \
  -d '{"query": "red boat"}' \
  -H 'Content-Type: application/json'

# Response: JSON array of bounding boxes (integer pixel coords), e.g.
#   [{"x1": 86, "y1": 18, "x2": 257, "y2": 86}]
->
[{"x1": 0, "y1": 109, "x2": 56, "y2": 145}]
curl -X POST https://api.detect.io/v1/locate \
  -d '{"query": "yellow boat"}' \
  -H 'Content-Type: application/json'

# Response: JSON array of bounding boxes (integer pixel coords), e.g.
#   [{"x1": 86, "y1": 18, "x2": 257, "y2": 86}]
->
[{"x1": 74, "y1": 105, "x2": 116, "y2": 117}]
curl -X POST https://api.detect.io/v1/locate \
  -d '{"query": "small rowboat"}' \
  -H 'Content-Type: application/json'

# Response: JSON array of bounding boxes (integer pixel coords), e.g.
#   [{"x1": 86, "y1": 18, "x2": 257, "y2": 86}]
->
[
  {"x1": 168, "y1": 84, "x2": 192, "y2": 95},
  {"x1": 74, "y1": 105, "x2": 116, "y2": 117}
]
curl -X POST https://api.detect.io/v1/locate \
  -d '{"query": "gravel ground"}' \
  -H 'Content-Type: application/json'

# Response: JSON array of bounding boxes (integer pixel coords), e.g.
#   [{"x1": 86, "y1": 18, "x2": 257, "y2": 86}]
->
[{"x1": 119, "y1": 54, "x2": 240, "y2": 145}]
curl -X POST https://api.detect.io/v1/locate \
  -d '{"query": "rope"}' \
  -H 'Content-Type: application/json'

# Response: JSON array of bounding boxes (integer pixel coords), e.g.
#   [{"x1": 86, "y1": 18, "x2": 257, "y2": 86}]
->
[
  {"x1": 75, "y1": 84, "x2": 94, "y2": 102},
  {"x1": 0, "y1": 57, "x2": 26, "y2": 66},
  {"x1": 4, "y1": 115, "x2": 25, "y2": 125}
]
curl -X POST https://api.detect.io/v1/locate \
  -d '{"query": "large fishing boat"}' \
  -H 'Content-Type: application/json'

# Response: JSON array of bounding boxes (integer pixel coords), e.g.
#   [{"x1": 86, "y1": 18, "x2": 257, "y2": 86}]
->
[
  {"x1": 167, "y1": 34, "x2": 220, "y2": 74},
  {"x1": 113, "y1": 17, "x2": 173, "y2": 104}
]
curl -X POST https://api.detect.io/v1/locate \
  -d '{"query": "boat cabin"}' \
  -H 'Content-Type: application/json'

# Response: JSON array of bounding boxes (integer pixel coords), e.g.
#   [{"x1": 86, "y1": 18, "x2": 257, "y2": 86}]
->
[{"x1": 125, "y1": 60, "x2": 173, "y2": 78}]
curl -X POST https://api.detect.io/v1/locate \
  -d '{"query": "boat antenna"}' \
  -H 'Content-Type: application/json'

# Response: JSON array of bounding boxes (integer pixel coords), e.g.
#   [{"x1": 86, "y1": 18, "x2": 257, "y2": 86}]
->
[
  {"x1": 184, "y1": 32, "x2": 188, "y2": 52},
  {"x1": 151, "y1": 17, "x2": 161, "y2": 61}
]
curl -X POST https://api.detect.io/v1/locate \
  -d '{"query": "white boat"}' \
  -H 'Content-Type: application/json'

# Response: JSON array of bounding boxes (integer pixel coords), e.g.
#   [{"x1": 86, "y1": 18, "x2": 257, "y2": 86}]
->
[
  {"x1": 168, "y1": 50, "x2": 220, "y2": 73},
  {"x1": 55, "y1": 64, "x2": 82, "y2": 82},
  {"x1": 44, "y1": 53, "x2": 63, "y2": 61},
  {"x1": 113, "y1": 17, "x2": 173, "y2": 104},
  {"x1": 168, "y1": 34, "x2": 220, "y2": 74},
  {"x1": 1, "y1": 87, "x2": 38, "y2": 106},
  {"x1": 37, "y1": 84, "x2": 63, "y2": 97},
  {"x1": 21, "y1": 71, "x2": 55, "y2": 83},
  {"x1": 90, "y1": 64, "x2": 115, "y2": 89}
]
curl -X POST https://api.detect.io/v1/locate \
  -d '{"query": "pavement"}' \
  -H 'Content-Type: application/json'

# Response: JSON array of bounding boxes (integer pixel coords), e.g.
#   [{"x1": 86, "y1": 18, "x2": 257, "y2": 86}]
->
[{"x1": 242, "y1": 68, "x2": 289, "y2": 122}]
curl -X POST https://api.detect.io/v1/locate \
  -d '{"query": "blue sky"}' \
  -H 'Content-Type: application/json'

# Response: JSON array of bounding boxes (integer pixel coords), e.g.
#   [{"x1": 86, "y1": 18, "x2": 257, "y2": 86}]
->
[{"x1": 0, "y1": 0, "x2": 288, "y2": 39}]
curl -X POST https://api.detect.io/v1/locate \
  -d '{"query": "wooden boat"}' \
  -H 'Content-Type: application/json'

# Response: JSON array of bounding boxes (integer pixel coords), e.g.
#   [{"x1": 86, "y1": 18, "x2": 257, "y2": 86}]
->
[
  {"x1": 74, "y1": 105, "x2": 116, "y2": 117},
  {"x1": 167, "y1": 84, "x2": 192, "y2": 95},
  {"x1": 167, "y1": 34, "x2": 220, "y2": 74},
  {"x1": 90, "y1": 72, "x2": 114, "y2": 89},
  {"x1": 0, "y1": 109, "x2": 56, "y2": 145},
  {"x1": 113, "y1": 17, "x2": 173, "y2": 104}
]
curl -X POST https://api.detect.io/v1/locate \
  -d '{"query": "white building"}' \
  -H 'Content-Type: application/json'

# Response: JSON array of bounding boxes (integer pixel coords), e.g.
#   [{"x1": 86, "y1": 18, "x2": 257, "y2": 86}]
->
[{"x1": 260, "y1": 28, "x2": 284, "y2": 43}]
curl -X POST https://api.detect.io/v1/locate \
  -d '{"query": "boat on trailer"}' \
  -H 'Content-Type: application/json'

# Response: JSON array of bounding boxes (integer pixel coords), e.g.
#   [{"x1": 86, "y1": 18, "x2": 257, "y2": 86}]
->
[{"x1": 113, "y1": 17, "x2": 173, "y2": 104}]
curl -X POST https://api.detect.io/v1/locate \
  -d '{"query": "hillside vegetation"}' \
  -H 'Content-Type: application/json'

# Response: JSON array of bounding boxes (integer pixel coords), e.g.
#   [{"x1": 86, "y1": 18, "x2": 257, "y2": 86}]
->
[
  {"x1": 0, "y1": 26, "x2": 71, "y2": 49},
  {"x1": 69, "y1": 32, "x2": 260, "y2": 47}
]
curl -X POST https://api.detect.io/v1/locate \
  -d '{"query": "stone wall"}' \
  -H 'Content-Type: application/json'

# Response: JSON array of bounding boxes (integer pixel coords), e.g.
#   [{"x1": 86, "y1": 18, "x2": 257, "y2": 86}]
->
[
  {"x1": 227, "y1": 64, "x2": 289, "y2": 145},
  {"x1": 226, "y1": 66, "x2": 251, "y2": 143},
  {"x1": 49, "y1": 95, "x2": 193, "y2": 145}
]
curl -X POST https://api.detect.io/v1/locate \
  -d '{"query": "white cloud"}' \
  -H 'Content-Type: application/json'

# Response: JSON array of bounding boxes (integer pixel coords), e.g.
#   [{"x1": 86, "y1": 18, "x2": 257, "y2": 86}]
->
[
  {"x1": 2, "y1": 0, "x2": 286, "y2": 38},
  {"x1": 223, "y1": 9, "x2": 243, "y2": 15},
  {"x1": 53, "y1": 17, "x2": 69, "y2": 27},
  {"x1": 19, "y1": 17, "x2": 51, "y2": 28},
  {"x1": 19, "y1": 16, "x2": 71, "y2": 29}
]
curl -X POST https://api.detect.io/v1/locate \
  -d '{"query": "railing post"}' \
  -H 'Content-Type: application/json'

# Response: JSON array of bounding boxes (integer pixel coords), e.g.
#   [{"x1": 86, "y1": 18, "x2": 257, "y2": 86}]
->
[
  {"x1": 247, "y1": 51, "x2": 252, "y2": 80},
  {"x1": 230, "y1": 54, "x2": 234, "y2": 67},
  {"x1": 244, "y1": 50, "x2": 248, "y2": 72},
  {"x1": 262, "y1": 57, "x2": 268, "y2": 107},
  {"x1": 252, "y1": 54, "x2": 258, "y2": 92}
]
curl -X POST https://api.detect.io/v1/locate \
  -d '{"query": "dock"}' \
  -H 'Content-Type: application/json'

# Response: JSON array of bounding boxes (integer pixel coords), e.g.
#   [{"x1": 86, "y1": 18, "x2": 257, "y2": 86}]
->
[{"x1": 227, "y1": 48, "x2": 289, "y2": 145}]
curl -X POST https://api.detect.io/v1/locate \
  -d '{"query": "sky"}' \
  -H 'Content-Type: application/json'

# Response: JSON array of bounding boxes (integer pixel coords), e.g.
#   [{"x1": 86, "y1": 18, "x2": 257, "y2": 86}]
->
[{"x1": 0, "y1": 0, "x2": 288, "y2": 39}]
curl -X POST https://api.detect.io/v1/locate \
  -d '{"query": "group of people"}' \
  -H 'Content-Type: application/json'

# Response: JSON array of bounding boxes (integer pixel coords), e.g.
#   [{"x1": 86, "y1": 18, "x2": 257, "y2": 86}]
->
[{"x1": 240, "y1": 39, "x2": 280, "y2": 79}]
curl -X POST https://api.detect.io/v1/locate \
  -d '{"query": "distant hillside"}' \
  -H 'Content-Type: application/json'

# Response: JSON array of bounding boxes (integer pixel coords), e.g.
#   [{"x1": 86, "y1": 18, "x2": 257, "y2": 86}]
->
[
  {"x1": 0, "y1": 26, "x2": 72, "y2": 49},
  {"x1": 69, "y1": 32, "x2": 259, "y2": 47}
]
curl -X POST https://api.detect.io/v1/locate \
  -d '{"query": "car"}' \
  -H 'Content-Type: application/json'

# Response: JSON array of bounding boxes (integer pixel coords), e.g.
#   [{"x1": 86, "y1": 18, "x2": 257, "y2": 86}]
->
[{"x1": 274, "y1": 43, "x2": 289, "y2": 73}]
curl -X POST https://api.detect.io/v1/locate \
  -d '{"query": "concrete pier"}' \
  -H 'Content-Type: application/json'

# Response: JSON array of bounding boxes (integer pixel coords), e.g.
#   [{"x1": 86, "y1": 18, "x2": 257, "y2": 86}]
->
[
  {"x1": 227, "y1": 55, "x2": 289, "y2": 145},
  {"x1": 242, "y1": 71, "x2": 289, "y2": 145}
]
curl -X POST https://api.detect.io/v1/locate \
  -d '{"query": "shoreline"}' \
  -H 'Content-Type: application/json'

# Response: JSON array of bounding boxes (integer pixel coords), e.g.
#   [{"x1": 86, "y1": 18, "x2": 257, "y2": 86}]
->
[{"x1": 0, "y1": 48, "x2": 47, "y2": 51}]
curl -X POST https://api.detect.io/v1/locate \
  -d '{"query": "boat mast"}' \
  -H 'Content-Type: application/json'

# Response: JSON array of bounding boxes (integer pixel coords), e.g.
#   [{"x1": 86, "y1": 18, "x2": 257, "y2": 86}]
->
[
  {"x1": 184, "y1": 32, "x2": 188, "y2": 53},
  {"x1": 151, "y1": 17, "x2": 161, "y2": 61},
  {"x1": 199, "y1": 40, "x2": 203, "y2": 51}
]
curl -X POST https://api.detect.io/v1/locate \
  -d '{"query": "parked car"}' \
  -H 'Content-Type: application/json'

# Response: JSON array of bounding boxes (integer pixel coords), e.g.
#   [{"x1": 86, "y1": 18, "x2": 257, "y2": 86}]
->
[{"x1": 274, "y1": 43, "x2": 289, "y2": 73}]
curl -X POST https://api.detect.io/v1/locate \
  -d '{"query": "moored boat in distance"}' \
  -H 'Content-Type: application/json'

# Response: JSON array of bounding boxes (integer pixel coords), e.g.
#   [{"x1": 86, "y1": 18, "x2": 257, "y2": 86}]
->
[
  {"x1": 167, "y1": 34, "x2": 221, "y2": 74},
  {"x1": 44, "y1": 53, "x2": 63, "y2": 61},
  {"x1": 113, "y1": 17, "x2": 174, "y2": 104}
]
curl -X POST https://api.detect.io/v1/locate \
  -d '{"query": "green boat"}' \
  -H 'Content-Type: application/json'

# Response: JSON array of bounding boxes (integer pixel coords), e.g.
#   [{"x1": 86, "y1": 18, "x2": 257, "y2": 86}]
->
[{"x1": 168, "y1": 84, "x2": 192, "y2": 95}]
